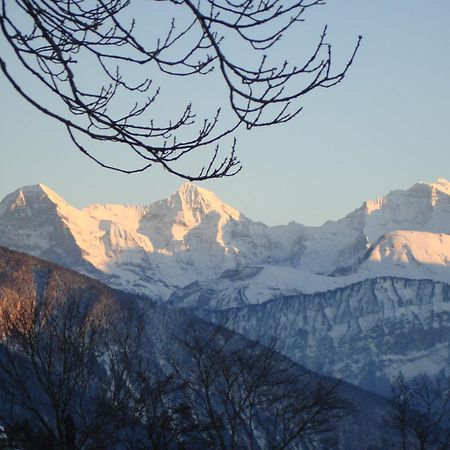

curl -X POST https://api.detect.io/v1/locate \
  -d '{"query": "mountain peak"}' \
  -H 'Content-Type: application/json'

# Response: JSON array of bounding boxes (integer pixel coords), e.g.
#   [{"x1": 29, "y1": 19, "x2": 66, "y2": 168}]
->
[
  {"x1": 14, "y1": 183, "x2": 64, "y2": 202},
  {"x1": 363, "y1": 178, "x2": 450, "y2": 216},
  {"x1": 410, "y1": 178, "x2": 450, "y2": 195},
  {"x1": 171, "y1": 182, "x2": 240, "y2": 222},
  {"x1": 176, "y1": 181, "x2": 209, "y2": 200},
  {"x1": 0, "y1": 183, "x2": 77, "y2": 218},
  {"x1": 430, "y1": 178, "x2": 450, "y2": 195},
  {"x1": 21, "y1": 182, "x2": 50, "y2": 193},
  {"x1": 137, "y1": 183, "x2": 241, "y2": 248},
  {"x1": 0, "y1": 184, "x2": 46, "y2": 215},
  {"x1": 175, "y1": 182, "x2": 221, "y2": 202}
]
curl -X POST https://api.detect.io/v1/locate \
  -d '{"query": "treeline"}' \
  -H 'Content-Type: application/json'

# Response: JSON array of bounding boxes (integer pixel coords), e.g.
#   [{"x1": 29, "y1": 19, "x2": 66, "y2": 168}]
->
[
  {"x1": 0, "y1": 290, "x2": 350, "y2": 449},
  {"x1": 0, "y1": 289, "x2": 449, "y2": 449}
]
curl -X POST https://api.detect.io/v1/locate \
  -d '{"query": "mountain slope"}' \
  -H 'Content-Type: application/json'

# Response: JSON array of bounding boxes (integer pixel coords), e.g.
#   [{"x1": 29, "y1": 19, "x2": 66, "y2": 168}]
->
[
  {"x1": 0, "y1": 246, "x2": 391, "y2": 449},
  {"x1": 360, "y1": 230, "x2": 450, "y2": 279},
  {"x1": 200, "y1": 277, "x2": 450, "y2": 395}
]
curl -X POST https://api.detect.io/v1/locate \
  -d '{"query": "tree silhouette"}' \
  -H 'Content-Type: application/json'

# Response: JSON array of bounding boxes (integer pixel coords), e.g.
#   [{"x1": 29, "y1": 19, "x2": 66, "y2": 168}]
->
[
  {"x1": 0, "y1": 286, "x2": 122, "y2": 450},
  {"x1": 384, "y1": 374, "x2": 450, "y2": 450},
  {"x1": 0, "y1": 295, "x2": 351, "y2": 449},
  {"x1": 168, "y1": 325, "x2": 351, "y2": 449},
  {"x1": 0, "y1": 0, "x2": 361, "y2": 179}
]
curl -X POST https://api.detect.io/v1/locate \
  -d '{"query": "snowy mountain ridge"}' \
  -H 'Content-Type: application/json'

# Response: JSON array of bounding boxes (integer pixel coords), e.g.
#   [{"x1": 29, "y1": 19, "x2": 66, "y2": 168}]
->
[
  {"x1": 0, "y1": 179, "x2": 450, "y2": 303},
  {"x1": 1, "y1": 180, "x2": 450, "y2": 396}
]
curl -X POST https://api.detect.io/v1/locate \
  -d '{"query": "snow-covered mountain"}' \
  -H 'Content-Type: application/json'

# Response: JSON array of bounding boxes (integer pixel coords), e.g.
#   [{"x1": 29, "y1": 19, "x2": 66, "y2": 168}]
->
[
  {"x1": 0, "y1": 182, "x2": 273, "y2": 298},
  {"x1": 202, "y1": 277, "x2": 450, "y2": 395},
  {"x1": 1, "y1": 179, "x2": 450, "y2": 304},
  {"x1": 1, "y1": 179, "x2": 450, "y2": 395}
]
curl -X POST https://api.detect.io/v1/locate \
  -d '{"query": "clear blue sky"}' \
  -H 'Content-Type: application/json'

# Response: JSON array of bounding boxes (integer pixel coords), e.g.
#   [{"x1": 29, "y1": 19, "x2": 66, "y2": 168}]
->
[{"x1": 1, "y1": 0, "x2": 449, "y2": 225}]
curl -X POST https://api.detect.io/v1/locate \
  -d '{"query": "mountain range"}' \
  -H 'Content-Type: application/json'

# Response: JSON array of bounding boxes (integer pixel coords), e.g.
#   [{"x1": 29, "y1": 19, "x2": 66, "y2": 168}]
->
[
  {"x1": 1, "y1": 179, "x2": 450, "y2": 303},
  {"x1": 0, "y1": 179, "x2": 449, "y2": 395}
]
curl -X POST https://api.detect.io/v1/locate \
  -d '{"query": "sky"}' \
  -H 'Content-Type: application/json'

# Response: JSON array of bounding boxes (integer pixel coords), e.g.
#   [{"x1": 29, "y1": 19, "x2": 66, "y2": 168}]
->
[{"x1": 1, "y1": 0, "x2": 449, "y2": 226}]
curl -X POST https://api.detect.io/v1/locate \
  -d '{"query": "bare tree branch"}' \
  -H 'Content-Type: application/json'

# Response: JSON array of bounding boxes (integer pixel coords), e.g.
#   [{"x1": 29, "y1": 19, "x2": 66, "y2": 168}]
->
[{"x1": 0, "y1": 0, "x2": 361, "y2": 179}]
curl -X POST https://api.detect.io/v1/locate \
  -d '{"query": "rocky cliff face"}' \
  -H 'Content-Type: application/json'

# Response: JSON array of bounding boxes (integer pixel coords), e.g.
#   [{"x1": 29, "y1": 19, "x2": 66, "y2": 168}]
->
[{"x1": 201, "y1": 277, "x2": 450, "y2": 395}]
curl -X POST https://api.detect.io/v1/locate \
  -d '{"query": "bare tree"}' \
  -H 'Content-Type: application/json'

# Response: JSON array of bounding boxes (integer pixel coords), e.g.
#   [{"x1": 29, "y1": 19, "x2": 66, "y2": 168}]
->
[
  {"x1": 95, "y1": 306, "x2": 192, "y2": 450},
  {"x1": 384, "y1": 374, "x2": 450, "y2": 450},
  {"x1": 0, "y1": 0, "x2": 361, "y2": 179},
  {"x1": 92, "y1": 319, "x2": 352, "y2": 449},
  {"x1": 0, "y1": 273, "x2": 351, "y2": 449},
  {"x1": 0, "y1": 286, "x2": 121, "y2": 450},
  {"x1": 169, "y1": 325, "x2": 351, "y2": 449}
]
